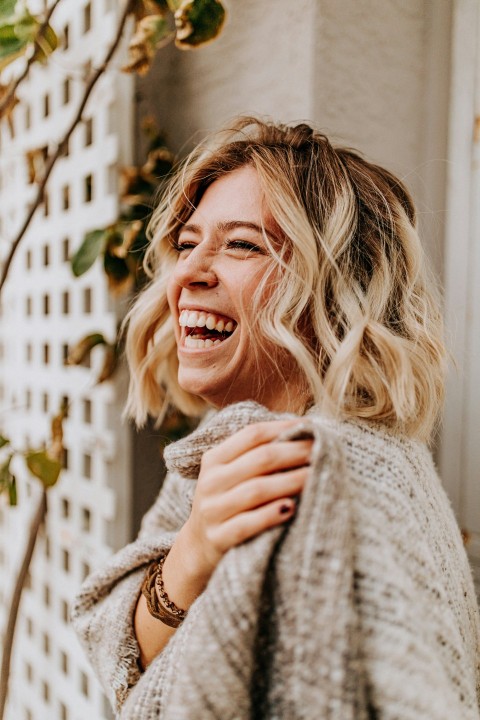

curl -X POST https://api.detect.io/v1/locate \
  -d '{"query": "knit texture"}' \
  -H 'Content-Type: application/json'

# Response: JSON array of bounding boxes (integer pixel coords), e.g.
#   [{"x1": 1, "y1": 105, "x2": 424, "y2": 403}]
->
[{"x1": 71, "y1": 401, "x2": 480, "y2": 719}]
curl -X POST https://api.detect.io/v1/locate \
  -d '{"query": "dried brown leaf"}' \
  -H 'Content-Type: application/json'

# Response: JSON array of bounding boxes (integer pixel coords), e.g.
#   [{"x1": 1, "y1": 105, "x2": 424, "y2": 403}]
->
[
  {"x1": 25, "y1": 146, "x2": 48, "y2": 184},
  {"x1": 122, "y1": 13, "x2": 173, "y2": 75},
  {"x1": 0, "y1": 81, "x2": 18, "y2": 130}
]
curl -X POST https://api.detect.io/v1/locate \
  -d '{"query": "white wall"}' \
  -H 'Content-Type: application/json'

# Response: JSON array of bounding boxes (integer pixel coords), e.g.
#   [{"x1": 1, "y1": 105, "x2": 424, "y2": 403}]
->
[
  {"x1": 439, "y1": 0, "x2": 480, "y2": 594},
  {"x1": 0, "y1": 2, "x2": 133, "y2": 719},
  {"x1": 140, "y1": 0, "x2": 451, "y2": 276}
]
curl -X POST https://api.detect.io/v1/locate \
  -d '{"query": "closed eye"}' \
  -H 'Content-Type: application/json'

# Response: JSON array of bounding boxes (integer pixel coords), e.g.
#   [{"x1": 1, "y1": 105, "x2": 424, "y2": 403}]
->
[
  {"x1": 172, "y1": 240, "x2": 196, "y2": 253},
  {"x1": 225, "y1": 239, "x2": 264, "y2": 253}
]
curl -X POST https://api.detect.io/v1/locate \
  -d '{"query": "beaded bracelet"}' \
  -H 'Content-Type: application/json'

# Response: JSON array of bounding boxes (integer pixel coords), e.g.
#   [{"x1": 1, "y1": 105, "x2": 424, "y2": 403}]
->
[{"x1": 141, "y1": 554, "x2": 187, "y2": 628}]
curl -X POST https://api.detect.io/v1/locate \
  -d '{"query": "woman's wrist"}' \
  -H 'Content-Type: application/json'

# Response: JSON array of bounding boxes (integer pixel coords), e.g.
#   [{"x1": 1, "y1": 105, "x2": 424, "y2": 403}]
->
[{"x1": 161, "y1": 524, "x2": 213, "y2": 610}]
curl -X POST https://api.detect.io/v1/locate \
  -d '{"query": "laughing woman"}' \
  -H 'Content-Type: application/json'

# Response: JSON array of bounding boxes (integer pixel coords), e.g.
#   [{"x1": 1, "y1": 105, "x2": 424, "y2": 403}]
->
[{"x1": 72, "y1": 118, "x2": 480, "y2": 720}]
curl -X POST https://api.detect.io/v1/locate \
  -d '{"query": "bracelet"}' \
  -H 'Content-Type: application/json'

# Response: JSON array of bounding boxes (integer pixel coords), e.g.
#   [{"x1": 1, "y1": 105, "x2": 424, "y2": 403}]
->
[{"x1": 141, "y1": 554, "x2": 187, "y2": 628}]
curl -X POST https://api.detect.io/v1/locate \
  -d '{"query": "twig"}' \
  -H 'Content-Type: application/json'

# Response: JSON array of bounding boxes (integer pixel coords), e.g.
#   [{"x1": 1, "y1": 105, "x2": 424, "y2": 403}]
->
[
  {"x1": 0, "y1": 488, "x2": 47, "y2": 720},
  {"x1": 0, "y1": 0, "x2": 64, "y2": 117},
  {"x1": 0, "y1": 0, "x2": 135, "y2": 296}
]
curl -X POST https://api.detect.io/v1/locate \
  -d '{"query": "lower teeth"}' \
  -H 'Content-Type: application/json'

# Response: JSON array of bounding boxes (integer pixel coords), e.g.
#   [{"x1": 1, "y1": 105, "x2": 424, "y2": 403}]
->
[{"x1": 184, "y1": 336, "x2": 222, "y2": 348}]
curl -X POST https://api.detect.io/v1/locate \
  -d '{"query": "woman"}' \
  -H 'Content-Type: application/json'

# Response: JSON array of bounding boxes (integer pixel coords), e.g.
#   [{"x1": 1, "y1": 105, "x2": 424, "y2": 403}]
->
[{"x1": 72, "y1": 118, "x2": 480, "y2": 719}]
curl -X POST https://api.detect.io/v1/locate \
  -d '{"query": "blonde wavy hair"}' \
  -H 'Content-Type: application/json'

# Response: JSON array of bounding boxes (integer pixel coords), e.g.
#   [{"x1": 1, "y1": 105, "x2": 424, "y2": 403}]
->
[{"x1": 124, "y1": 117, "x2": 446, "y2": 442}]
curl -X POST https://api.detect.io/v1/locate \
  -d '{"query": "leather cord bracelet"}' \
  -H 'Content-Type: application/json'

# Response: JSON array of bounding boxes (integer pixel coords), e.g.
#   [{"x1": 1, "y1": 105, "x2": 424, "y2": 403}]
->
[{"x1": 141, "y1": 554, "x2": 188, "y2": 628}]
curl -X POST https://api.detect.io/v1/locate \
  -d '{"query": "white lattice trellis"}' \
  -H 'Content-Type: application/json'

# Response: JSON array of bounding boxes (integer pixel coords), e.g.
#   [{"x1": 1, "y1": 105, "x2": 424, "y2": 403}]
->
[{"x1": 0, "y1": 2, "x2": 134, "y2": 719}]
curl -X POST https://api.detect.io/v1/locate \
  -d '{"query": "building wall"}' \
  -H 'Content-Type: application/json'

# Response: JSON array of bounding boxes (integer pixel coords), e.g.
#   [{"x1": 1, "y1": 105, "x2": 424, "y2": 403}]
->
[
  {"x1": 0, "y1": 1, "x2": 133, "y2": 719},
  {"x1": 439, "y1": 0, "x2": 480, "y2": 597},
  {"x1": 139, "y1": 0, "x2": 451, "y2": 277}
]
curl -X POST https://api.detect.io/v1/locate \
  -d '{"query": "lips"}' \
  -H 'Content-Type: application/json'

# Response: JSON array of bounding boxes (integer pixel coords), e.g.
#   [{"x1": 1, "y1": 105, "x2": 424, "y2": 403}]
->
[{"x1": 178, "y1": 308, "x2": 237, "y2": 349}]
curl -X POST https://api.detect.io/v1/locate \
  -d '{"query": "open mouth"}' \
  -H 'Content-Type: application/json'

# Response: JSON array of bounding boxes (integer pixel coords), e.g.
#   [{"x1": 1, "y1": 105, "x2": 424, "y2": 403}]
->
[{"x1": 179, "y1": 309, "x2": 237, "y2": 349}]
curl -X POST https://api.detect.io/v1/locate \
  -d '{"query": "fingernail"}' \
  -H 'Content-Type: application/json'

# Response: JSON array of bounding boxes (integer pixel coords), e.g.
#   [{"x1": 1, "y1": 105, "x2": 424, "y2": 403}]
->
[{"x1": 279, "y1": 502, "x2": 295, "y2": 515}]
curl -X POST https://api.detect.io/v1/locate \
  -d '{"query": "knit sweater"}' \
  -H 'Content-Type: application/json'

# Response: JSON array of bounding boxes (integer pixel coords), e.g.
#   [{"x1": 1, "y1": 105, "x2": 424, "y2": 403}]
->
[{"x1": 71, "y1": 401, "x2": 480, "y2": 719}]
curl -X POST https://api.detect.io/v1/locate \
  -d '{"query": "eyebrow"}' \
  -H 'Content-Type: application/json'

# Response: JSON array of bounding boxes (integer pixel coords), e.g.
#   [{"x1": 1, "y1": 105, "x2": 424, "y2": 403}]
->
[{"x1": 179, "y1": 220, "x2": 275, "y2": 239}]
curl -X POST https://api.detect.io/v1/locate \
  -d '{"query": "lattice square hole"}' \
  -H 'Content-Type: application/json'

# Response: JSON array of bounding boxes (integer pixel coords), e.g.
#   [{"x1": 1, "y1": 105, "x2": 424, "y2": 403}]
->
[
  {"x1": 63, "y1": 78, "x2": 71, "y2": 105},
  {"x1": 62, "y1": 184, "x2": 70, "y2": 211},
  {"x1": 83, "y1": 287, "x2": 92, "y2": 313},
  {"x1": 41, "y1": 679, "x2": 50, "y2": 703},
  {"x1": 81, "y1": 507, "x2": 91, "y2": 531},
  {"x1": 62, "y1": 291, "x2": 70, "y2": 315},
  {"x1": 80, "y1": 669, "x2": 90, "y2": 697},
  {"x1": 83, "y1": 398, "x2": 92, "y2": 423},
  {"x1": 61, "y1": 498, "x2": 70, "y2": 519},
  {"x1": 43, "y1": 583, "x2": 50, "y2": 607},
  {"x1": 59, "y1": 649, "x2": 69, "y2": 675},
  {"x1": 84, "y1": 117, "x2": 93, "y2": 147},
  {"x1": 61, "y1": 548, "x2": 70, "y2": 573},
  {"x1": 83, "y1": 453, "x2": 92, "y2": 479},
  {"x1": 84, "y1": 174, "x2": 93, "y2": 202},
  {"x1": 62, "y1": 237, "x2": 70, "y2": 262},
  {"x1": 42, "y1": 632, "x2": 51, "y2": 656},
  {"x1": 83, "y1": 2, "x2": 92, "y2": 34},
  {"x1": 61, "y1": 599, "x2": 69, "y2": 624}
]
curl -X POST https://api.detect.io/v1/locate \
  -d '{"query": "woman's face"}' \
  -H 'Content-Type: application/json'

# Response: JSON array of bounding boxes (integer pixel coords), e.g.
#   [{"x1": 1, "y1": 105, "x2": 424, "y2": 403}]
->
[{"x1": 166, "y1": 165, "x2": 303, "y2": 411}]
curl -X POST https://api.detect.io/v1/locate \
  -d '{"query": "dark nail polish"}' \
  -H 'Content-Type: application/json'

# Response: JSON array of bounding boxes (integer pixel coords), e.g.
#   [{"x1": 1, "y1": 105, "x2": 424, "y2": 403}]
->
[{"x1": 280, "y1": 503, "x2": 294, "y2": 515}]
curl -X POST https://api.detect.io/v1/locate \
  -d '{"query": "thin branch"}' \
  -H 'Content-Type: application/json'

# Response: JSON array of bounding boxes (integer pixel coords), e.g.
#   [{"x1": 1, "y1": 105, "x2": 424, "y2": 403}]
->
[
  {"x1": 0, "y1": 0, "x2": 64, "y2": 117},
  {"x1": 0, "y1": 0, "x2": 135, "y2": 296},
  {"x1": 0, "y1": 488, "x2": 47, "y2": 720}
]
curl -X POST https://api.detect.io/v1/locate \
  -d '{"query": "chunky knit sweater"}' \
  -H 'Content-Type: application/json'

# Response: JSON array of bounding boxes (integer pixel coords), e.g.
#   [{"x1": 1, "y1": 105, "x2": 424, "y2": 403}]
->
[{"x1": 71, "y1": 401, "x2": 480, "y2": 719}]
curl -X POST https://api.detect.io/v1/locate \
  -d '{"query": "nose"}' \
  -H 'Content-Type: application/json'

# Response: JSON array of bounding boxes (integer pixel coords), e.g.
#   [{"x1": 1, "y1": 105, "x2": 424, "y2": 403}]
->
[{"x1": 173, "y1": 244, "x2": 218, "y2": 289}]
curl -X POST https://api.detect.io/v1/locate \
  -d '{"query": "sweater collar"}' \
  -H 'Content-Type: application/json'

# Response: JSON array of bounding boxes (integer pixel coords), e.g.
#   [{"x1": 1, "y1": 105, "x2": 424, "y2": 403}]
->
[{"x1": 163, "y1": 401, "x2": 294, "y2": 479}]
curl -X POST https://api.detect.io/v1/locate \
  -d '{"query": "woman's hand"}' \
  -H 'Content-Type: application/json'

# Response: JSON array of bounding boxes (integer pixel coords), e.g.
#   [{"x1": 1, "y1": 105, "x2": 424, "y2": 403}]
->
[
  {"x1": 179, "y1": 420, "x2": 312, "y2": 582},
  {"x1": 136, "y1": 419, "x2": 311, "y2": 668}
]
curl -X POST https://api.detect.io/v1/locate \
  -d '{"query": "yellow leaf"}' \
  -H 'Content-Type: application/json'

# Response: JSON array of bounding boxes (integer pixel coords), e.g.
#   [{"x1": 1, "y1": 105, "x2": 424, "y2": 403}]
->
[
  {"x1": 25, "y1": 145, "x2": 48, "y2": 184},
  {"x1": 0, "y1": 81, "x2": 18, "y2": 128},
  {"x1": 66, "y1": 333, "x2": 106, "y2": 366},
  {"x1": 122, "y1": 14, "x2": 174, "y2": 75},
  {"x1": 96, "y1": 344, "x2": 119, "y2": 384},
  {"x1": 49, "y1": 403, "x2": 67, "y2": 463},
  {"x1": 25, "y1": 450, "x2": 62, "y2": 488}
]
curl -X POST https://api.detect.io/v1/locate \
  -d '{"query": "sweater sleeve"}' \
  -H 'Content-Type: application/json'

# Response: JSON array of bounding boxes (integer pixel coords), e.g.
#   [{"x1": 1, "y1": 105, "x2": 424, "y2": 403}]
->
[{"x1": 70, "y1": 471, "x2": 193, "y2": 713}]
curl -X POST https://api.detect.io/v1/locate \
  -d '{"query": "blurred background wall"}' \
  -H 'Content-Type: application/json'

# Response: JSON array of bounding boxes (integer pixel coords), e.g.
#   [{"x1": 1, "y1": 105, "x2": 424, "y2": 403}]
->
[{"x1": 0, "y1": 1, "x2": 478, "y2": 719}]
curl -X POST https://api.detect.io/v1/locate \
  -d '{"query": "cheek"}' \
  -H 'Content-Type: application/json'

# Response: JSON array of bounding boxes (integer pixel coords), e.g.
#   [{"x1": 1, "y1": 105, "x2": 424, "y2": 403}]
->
[{"x1": 166, "y1": 278, "x2": 180, "y2": 315}]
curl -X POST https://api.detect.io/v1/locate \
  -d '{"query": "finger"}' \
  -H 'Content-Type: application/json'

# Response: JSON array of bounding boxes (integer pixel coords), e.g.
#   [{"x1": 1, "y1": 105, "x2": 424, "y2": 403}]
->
[
  {"x1": 213, "y1": 497, "x2": 297, "y2": 552},
  {"x1": 217, "y1": 439, "x2": 312, "y2": 491},
  {"x1": 203, "y1": 420, "x2": 302, "y2": 466},
  {"x1": 216, "y1": 467, "x2": 307, "y2": 520}
]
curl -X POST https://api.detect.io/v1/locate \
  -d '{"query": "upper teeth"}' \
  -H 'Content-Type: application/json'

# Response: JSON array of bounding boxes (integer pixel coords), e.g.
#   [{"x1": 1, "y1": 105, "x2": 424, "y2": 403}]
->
[{"x1": 179, "y1": 309, "x2": 235, "y2": 333}]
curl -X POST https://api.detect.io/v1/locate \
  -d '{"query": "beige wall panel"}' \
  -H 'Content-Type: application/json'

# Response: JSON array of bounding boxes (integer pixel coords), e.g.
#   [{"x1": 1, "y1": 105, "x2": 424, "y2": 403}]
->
[{"x1": 138, "y1": 0, "x2": 317, "y2": 153}]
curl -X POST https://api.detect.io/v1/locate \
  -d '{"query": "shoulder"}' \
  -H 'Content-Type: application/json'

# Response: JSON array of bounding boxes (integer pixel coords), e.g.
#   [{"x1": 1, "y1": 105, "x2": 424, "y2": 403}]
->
[{"x1": 307, "y1": 409, "x2": 437, "y2": 493}]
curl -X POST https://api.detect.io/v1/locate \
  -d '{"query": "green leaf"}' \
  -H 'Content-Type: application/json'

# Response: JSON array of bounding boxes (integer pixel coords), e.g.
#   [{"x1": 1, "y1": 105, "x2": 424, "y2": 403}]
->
[
  {"x1": 0, "y1": 6, "x2": 40, "y2": 70},
  {"x1": 0, "y1": 434, "x2": 9, "y2": 449},
  {"x1": 174, "y1": 0, "x2": 226, "y2": 49},
  {"x1": 71, "y1": 229, "x2": 108, "y2": 277},
  {"x1": 0, "y1": 0, "x2": 17, "y2": 22},
  {"x1": 13, "y1": 11, "x2": 37, "y2": 42},
  {"x1": 0, "y1": 24, "x2": 29, "y2": 70},
  {"x1": 24, "y1": 450, "x2": 62, "y2": 488}
]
